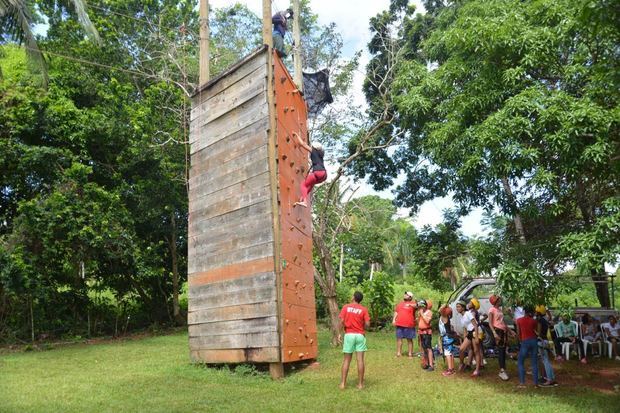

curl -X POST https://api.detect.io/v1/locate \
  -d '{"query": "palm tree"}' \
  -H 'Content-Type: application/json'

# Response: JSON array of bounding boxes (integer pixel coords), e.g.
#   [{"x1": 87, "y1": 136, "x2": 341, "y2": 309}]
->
[{"x1": 0, "y1": 0, "x2": 100, "y2": 81}]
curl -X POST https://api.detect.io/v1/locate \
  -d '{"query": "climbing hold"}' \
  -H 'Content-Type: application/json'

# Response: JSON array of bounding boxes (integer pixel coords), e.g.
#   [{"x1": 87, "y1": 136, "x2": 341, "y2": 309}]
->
[
  {"x1": 282, "y1": 154, "x2": 287, "y2": 160},
  {"x1": 289, "y1": 161, "x2": 295, "y2": 167},
  {"x1": 310, "y1": 339, "x2": 314, "y2": 344},
  {"x1": 298, "y1": 327, "x2": 303, "y2": 332},
  {"x1": 288, "y1": 350, "x2": 293, "y2": 355},
  {"x1": 285, "y1": 319, "x2": 289, "y2": 324},
  {"x1": 294, "y1": 280, "x2": 300, "y2": 286},
  {"x1": 297, "y1": 243, "x2": 303, "y2": 250},
  {"x1": 284, "y1": 107, "x2": 289, "y2": 113},
  {"x1": 298, "y1": 353, "x2": 304, "y2": 358}
]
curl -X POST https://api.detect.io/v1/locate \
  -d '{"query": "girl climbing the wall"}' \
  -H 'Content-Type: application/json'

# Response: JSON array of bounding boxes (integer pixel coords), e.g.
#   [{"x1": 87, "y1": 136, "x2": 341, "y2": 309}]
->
[{"x1": 293, "y1": 132, "x2": 327, "y2": 207}]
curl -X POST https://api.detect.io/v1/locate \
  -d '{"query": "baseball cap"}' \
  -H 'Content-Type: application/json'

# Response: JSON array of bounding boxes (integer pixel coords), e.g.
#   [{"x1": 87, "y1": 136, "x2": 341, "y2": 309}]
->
[{"x1": 405, "y1": 291, "x2": 414, "y2": 298}]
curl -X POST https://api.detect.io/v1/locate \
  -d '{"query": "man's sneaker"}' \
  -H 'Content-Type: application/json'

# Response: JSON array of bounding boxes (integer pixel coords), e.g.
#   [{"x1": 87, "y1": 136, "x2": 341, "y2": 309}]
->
[
  {"x1": 580, "y1": 358, "x2": 587, "y2": 364},
  {"x1": 498, "y1": 371, "x2": 509, "y2": 381},
  {"x1": 426, "y1": 366, "x2": 435, "y2": 372},
  {"x1": 442, "y1": 369, "x2": 455, "y2": 376},
  {"x1": 615, "y1": 356, "x2": 620, "y2": 361},
  {"x1": 548, "y1": 380, "x2": 559, "y2": 387}
]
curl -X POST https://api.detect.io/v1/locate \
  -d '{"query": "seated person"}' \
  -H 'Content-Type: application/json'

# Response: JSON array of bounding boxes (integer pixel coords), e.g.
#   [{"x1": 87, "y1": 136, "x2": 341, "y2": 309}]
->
[
  {"x1": 581, "y1": 313, "x2": 602, "y2": 356},
  {"x1": 601, "y1": 315, "x2": 620, "y2": 360},
  {"x1": 272, "y1": 9, "x2": 293, "y2": 58},
  {"x1": 554, "y1": 314, "x2": 586, "y2": 363},
  {"x1": 581, "y1": 313, "x2": 602, "y2": 342}
]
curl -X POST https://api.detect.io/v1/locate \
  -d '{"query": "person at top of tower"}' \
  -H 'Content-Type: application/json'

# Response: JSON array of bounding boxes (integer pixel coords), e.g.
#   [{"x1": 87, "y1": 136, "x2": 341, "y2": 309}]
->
[
  {"x1": 293, "y1": 132, "x2": 327, "y2": 208},
  {"x1": 272, "y1": 8, "x2": 293, "y2": 58}
]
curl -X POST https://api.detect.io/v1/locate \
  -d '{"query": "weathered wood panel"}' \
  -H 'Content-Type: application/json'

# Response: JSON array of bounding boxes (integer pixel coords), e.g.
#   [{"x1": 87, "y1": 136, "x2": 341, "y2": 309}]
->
[
  {"x1": 189, "y1": 316, "x2": 278, "y2": 337},
  {"x1": 191, "y1": 94, "x2": 269, "y2": 155},
  {"x1": 188, "y1": 242, "x2": 275, "y2": 276},
  {"x1": 191, "y1": 49, "x2": 268, "y2": 119},
  {"x1": 191, "y1": 66, "x2": 266, "y2": 127},
  {"x1": 188, "y1": 301, "x2": 277, "y2": 325},
  {"x1": 190, "y1": 118, "x2": 270, "y2": 178},
  {"x1": 189, "y1": 282, "x2": 275, "y2": 312},
  {"x1": 189, "y1": 271, "x2": 275, "y2": 298},
  {"x1": 189, "y1": 145, "x2": 270, "y2": 199},
  {"x1": 190, "y1": 347, "x2": 279, "y2": 364},
  {"x1": 189, "y1": 332, "x2": 279, "y2": 350},
  {"x1": 189, "y1": 257, "x2": 275, "y2": 287},
  {"x1": 188, "y1": 199, "x2": 272, "y2": 238}
]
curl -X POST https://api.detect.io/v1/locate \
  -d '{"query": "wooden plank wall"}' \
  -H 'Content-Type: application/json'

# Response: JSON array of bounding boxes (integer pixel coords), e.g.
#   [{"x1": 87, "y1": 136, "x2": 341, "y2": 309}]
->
[
  {"x1": 273, "y1": 55, "x2": 319, "y2": 363},
  {"x1": 188, "y1": 48, "x2": 280, "y2": 364}
]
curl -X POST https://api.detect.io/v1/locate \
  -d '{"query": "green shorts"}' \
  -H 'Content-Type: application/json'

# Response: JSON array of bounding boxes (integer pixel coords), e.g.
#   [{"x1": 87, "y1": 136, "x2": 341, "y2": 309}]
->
[{"x1": 342, "y1": 333, "x2": 367, "y2": 353}]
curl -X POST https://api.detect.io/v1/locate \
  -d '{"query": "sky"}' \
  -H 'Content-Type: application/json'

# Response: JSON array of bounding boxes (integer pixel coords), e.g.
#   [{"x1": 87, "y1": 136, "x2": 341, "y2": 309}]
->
[{"x1": 209, "y1": 0, "x2": 488, "y2": 237}]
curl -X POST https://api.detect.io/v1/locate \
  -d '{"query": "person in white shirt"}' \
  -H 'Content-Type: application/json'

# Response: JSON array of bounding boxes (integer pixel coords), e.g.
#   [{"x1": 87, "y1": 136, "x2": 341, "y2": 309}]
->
[{"x1": 601, "y1": 315, "x2": 620, "y2": 360}]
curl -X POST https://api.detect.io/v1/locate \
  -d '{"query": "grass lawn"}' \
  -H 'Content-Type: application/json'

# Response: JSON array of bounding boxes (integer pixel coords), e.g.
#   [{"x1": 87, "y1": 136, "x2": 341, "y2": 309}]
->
[{"x1": 1, "y1": 328, "x2": 619, "y2": 413}]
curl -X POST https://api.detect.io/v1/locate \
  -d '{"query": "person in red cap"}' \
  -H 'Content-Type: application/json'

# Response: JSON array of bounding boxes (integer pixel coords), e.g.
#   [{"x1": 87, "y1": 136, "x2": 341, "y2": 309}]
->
[
  {"x1": 392, "y1": 291, "x2": 417, "y2": 358},
  {"x1": 488, "y1": 294, "x2": 513, "y2": 381}
]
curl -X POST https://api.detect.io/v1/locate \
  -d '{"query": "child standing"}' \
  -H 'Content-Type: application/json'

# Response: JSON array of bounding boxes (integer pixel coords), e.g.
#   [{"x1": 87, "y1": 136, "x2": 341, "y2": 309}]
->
[
  {"x1": 417, "y1": 300, "x2": 434, "y2": 371},
  {"x1": 439, "y1": 305, "x2": 457, "y2": 376}
]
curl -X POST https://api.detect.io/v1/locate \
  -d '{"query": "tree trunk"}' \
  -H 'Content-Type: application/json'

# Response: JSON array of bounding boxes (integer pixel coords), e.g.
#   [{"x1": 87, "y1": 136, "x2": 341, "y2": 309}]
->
[
  {"x1": 169, "y1": 212, "x2": 184, "y2": 325},
  {"x1": 370, "y1": 263, "x2": 375, "y2": 280},
  {"x1": 313, "y1": 232, "x2": 341, "y2": 346},
  {"x1": 501, "y1": 177, "x2": 526, "y2": 244},
  {"x1": 575, "y1": 181, "x2": 610, "y2": 308},
  {"x1": 592, "y1": 269, "x2": 611, "y2": 308},
  {"x1": 339, "y1": 243, "x2": 344, "y2": 283}
]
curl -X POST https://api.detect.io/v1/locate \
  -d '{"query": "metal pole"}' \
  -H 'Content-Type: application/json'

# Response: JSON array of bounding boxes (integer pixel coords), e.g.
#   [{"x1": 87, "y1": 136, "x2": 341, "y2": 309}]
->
[
  {"x1": 292, "y1": 0, "x2": 303, "y2": 91},
  {"x1": 199, "y1": 0, "x2": 209, "y2": 86},
  {"x1": 262, "y1": 0, "x2": 272, "y2": 48}
]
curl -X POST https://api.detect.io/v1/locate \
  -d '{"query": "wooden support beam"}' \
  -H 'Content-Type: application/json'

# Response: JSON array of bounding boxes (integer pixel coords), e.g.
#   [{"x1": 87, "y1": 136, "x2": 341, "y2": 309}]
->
[
  {"x1": 262, "y1": 0, "x2": 273, "y2": 48},
  {"x1": 292, "y1": 0, "x2": 303, "y2": 92},
  {"x1": 199, "y1": 0, "x2": 209, "y2": 86}
]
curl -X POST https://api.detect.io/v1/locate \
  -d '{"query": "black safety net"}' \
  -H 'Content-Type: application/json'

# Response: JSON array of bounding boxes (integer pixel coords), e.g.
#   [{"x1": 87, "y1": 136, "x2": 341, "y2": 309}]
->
[{"x1": 302, "y1": 69, "x2": 333, "y2": 117}]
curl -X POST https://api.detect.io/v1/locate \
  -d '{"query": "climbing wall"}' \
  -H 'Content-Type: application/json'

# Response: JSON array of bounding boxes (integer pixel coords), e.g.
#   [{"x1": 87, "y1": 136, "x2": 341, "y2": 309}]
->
[
  {"x1": 274, "y1": 55, "x2": 318, "y2": 363},
  {"x1": 187, "y1": 46, "x2": 317, "y2": 370}
]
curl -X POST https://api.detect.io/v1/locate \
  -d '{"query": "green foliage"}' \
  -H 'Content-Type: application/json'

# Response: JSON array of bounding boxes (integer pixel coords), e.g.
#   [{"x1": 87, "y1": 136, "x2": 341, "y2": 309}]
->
[
  {"x1": 361, "y1": 271, "x2": 394, "y2": 326},
  {"x1": 356, "y1": 0, "x2": 620, "y2": 306}
]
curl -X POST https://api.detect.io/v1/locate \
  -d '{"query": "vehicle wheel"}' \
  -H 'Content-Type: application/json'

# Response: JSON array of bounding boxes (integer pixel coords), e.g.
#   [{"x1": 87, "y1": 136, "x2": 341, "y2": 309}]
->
[{"x1": 482, "y1": 325, "x2": 495, "y2": 348}]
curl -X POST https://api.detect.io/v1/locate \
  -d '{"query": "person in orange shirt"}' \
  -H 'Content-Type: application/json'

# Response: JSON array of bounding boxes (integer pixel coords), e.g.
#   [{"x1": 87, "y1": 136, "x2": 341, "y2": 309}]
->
[
  {"x1": 392, "y1": 291, "x2": 417, "y2": 358},
  {"x1": 417, "y1": 299, "x2": 434, "y2": 371},
  {"x1": 338, "y1": 291, "x2": 370, "y2": 389}
]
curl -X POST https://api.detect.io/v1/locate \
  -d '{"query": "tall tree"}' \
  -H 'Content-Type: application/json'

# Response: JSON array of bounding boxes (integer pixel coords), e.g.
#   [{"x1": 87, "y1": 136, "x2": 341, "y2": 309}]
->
[{"x1": 353, "y1": 0, "x2": 619, "y2": 306}]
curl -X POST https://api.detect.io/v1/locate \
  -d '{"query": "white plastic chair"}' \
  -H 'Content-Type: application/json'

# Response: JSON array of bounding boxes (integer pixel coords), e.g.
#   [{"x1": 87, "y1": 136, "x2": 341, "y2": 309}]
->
[
  {"x1": 600, "y1": 325, "x2": 615, "y2": 359},
  {"x1": 579, "y1": 322, "x2": 601, "y2": 357},
  {"x1": 554, "y1": 322, "x2": 578, "y2": 360}
]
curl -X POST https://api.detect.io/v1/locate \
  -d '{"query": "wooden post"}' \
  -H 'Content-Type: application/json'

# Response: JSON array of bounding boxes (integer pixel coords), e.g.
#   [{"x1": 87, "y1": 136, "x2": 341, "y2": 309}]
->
[
  {"x1": 292, "y1": 0, "x2": 303, "y2": 91},
  {"x1": 262, "y1": 0, "x2": 272, "y2": 48},
  {"x1": 269, "y1": 362, "x2": 284, "y2": 379},
  {"x1": 199, "y1": 0, "x2": 209, "y2": 86}
]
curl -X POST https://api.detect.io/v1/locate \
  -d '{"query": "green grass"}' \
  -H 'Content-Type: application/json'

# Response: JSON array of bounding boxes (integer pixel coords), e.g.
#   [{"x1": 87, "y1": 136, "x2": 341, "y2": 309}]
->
[{"x1": 1, "y1": 329, "x2": 619, "y2": 413}]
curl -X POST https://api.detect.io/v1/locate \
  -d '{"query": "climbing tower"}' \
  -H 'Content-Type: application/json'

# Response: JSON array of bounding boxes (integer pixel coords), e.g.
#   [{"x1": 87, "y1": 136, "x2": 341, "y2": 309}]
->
[{"x1": 187, "y1": 46, "x2": 318, "y2": 377}]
